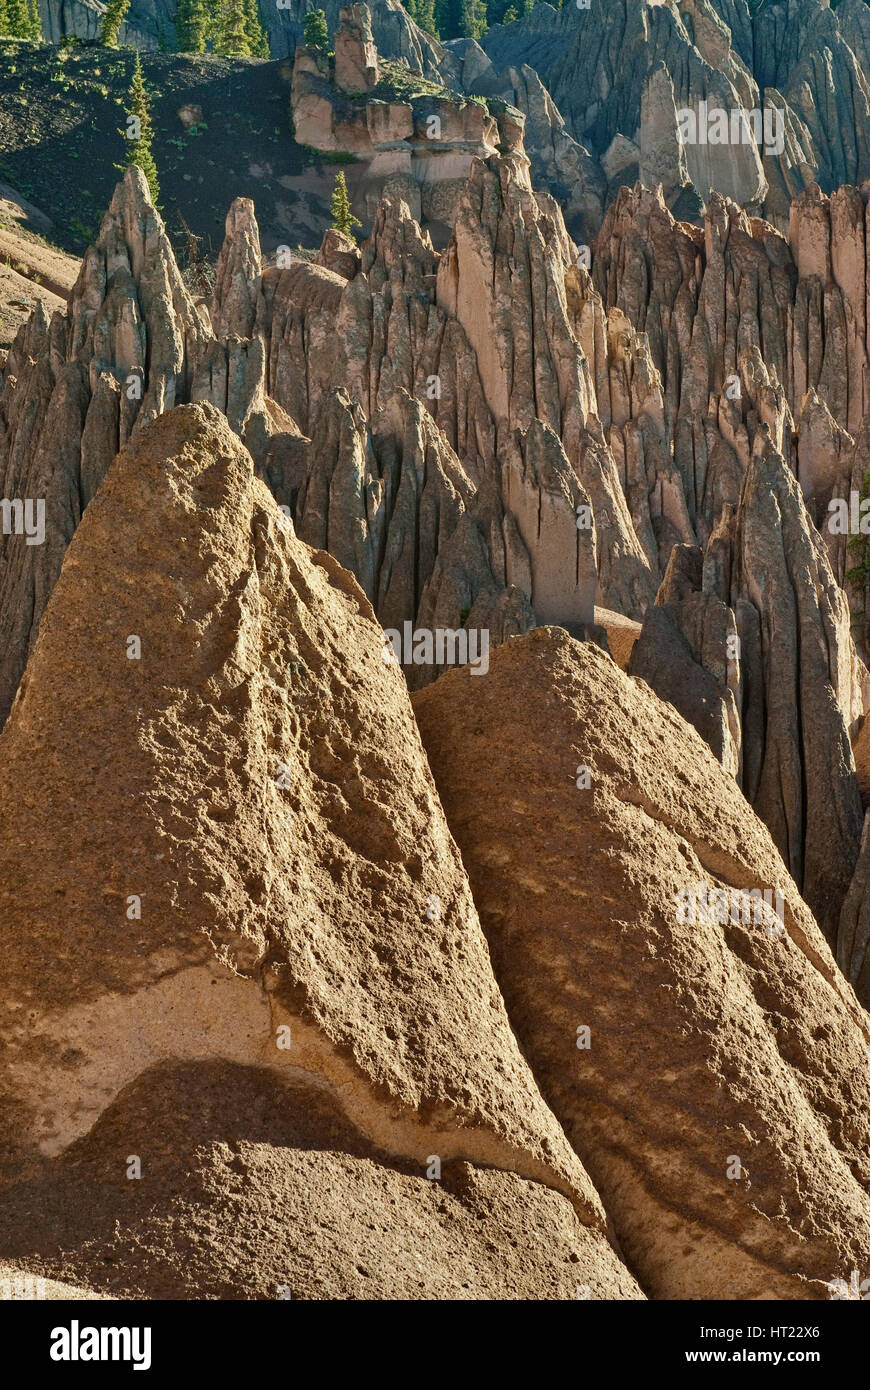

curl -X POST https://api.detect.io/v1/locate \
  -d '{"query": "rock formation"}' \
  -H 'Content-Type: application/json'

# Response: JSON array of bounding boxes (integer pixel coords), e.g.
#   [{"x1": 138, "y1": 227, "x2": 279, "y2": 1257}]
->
[
  {"x1": 629, "y1": 429, "x2": 864, "y2": 946},
  {"x1": 0, "y1": 402, "x2": 641, "y2": 1300},
  {"x1": 0, "y1": 172, "x2": 301, "y2": 731},
  {"x1": 291, "y1": 6, "x2": 525, "y2": 232},
  {"x1": 480, "y1": 0, "x2": 870, "y2": 233},
  {"x1": 629, "y1": 543, "x2": 741, "y2": 777},
  {"x1": 3, "y1": 6, "x2": 870, "y2": 1302},
  {"x1": 414, "y1": 628, "x2": 870, "y2": 1300}
]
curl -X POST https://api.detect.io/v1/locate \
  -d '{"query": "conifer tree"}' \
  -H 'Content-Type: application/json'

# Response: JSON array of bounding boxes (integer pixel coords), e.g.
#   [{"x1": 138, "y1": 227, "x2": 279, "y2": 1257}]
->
[
  {"x1": 175, "y1": 0, "x2": 208, "y2": 52},
  {"x1": 2, "y1": 0, "x2": 29, "y2": 36},
  {"x1": 100, "y1": 0, "x2": 130, "y2": 46},
  {"x1": 211, "y1": 0, "x2": 267, "y2": 57},
  {"x1": 25, "y1": 0, "x2": 41, "y2": 38},
  {"x1": 121, "y1": 54, "x2": 160, "y2": 207},
  {"x1": 330, "y1": 170, "x2": 361, "y2": 239},
  {"x1": 223, "y1": 0, "x2": 249, "y2": 55},
  {"x1": 303, "y1": 8, "x2": 329, "y2": 53},
  {"x1": 243, "y1": 0, "x2": 269, "y2": 56},
  {"x1": 406, "y1": 0, "x2": 438, "y2": 37},
  {"x1": 434, "y1": 0, "x2": 485, "y2": 39}
]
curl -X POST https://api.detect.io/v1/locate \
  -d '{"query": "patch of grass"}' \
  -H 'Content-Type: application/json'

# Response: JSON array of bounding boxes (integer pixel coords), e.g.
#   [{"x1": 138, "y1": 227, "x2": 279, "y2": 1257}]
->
[{"x1": 301, "y1": 145, "x2": 358, "y2": 165}]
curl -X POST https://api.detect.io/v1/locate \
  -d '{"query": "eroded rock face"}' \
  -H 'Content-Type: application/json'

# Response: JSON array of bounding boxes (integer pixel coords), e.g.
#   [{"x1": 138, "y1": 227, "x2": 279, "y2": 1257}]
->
[
  {"x1": 255, "y1": 176, "x2": 641, "y2": 659},
  {"x1": 438, "y1": 155, "x2": 656, "y2": 618},
  {"x1": 291, "y1": 9, "x2": 519, "y2": 232},
  {"x1": 414, "y1": 628, "x2": 870, "y2": 1301},
  {"x1": 727, "y1": 435, "x2": 864, "y2": 943},
  {"x1": 0, "y1": 172, "x2": 306, "y2": 732},
  {"x1": 479, "y1": 0, "x2": 870, "y2": 231},
  {"x1": 0, "y1": 1063, "x2": 641, "y2": 1301},
  {"x1": 210, "y1": 198, "x2": 266, "y2": 342},
  {"x1": 0, "y1": 169, "x2": 206, "y2": 730},
  {"x1": 0, "y1": 403, "x2": 640, "y2": 1300},
  {"x1": 839, "y1": 811, "x2": 870, "y2": 1012},
  {"x1": 629, "y1": 425, "x2": 863, "y2": 941},
  {"x1": 629, "y1": 544, "x2": 741, "y2": 777},
  {"x1": 334, "y1": 3, "x2": 380, "y2": 94}
]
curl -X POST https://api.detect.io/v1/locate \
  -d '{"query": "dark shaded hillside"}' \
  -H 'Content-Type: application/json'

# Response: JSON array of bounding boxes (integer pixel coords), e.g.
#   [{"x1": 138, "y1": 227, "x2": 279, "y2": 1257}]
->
[{"x1": 0, "y1": 42, "x2": 337, "y2": 258}]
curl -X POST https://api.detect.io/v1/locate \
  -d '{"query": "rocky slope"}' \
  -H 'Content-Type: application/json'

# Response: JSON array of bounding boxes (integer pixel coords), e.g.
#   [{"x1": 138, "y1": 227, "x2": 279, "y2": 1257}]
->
[
  {"x1": 0, "y1": 401, "x2": 641, "y2": 1300},
  {"x1": 480, "y1": 0, "x2": 870, "y2": 236},
  {"x1": 5, "y1": 151, "x2": 870, "y2": 936},
  {"x1": 2, "y1": 5, "x2": 870, "y2": 1298},
  {"x1": 414, "y1": 629, "x2": 870, "y2": 1300},
  {"x1": 29, "y1": 1, "x2": 870, "y2": 250}
]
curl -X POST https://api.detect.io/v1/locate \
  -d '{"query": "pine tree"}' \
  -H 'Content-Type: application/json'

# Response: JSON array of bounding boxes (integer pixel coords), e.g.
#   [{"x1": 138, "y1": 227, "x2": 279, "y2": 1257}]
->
[
  {"x1": 212, "y1": 0, "x2": 251, "y2": 57},
  {"x1": 243, "y1": 0, "x2": 269, "y2": 57},
  {"x1": 459, "y1": 0, "x2": 486, "y2": 38},
  {"x1": 407, "y1": 0, "x2": 438, "y2": 37},
  {"x1": 175, "y1": 0, "x2": 208, "y2": 52},
  {"x1": 225, "y1": 1, "x2": 250, "y2": 55},
  {"x1": 434, "y1": 0, "x2": 485, "y2": 39},
  {"x1": 330, "y1": 171, "x2": 361, "y2": 239},
  {"x1": 100, "y1": 0, "x2": 130, "y2": 46},
  {"x1": 501, "y1": 4, "x2": 517, "y2": 18},
  {"x1": 121, "y1": 54, "x2": 160, "y2": 207},
  {"x1": 303, "y1": 8, "x2": 329, "y2": 53},
  {"x1": 3, "y1": 0, "x2": 29, "y2": 36},
  {"x1": 25, "y1": 0, "x2": 41, "y2": 38}
]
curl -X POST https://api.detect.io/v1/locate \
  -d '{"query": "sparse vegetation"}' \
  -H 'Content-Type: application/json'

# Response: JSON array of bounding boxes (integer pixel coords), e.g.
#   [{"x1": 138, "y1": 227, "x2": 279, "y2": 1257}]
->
[
  {"x1": 0, "y1": 49, "x2": 326, "y2": 257},
  {"x1": 303, "y1": 9, "x2": 330, "y2": 55},
  {"x1": 330, "y1": 170, "x2": 360, "y2": 239},
  {"x1": 369, "y1": 59, "x2": 479, "y2": 111},
  {"x1": 99, "y1": 0, "x2": 130, "y2": 48},
  {"x1": 303, "y1": 145, "x2": 358, "y2": 165},
  {"x1": 119, "y1": 54, "x2": 160, "y2": 207}
]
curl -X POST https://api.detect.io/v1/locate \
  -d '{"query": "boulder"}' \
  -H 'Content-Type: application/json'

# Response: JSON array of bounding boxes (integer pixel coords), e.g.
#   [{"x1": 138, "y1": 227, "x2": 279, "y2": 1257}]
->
[{"x1": 414, "y1": 627, "x2": 870, "y2": 1300}]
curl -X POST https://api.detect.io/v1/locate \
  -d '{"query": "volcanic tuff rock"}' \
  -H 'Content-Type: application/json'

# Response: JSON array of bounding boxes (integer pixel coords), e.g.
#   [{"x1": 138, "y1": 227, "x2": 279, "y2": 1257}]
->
[
  {"x1": 480, "y1": 0, "x2": 870, "y2": 232},
  {"x1": 724, "y1": 436, "x2": 863, "y2": 945},
  {"x1": 291, "y1": 9, "x2": 528, "y2": 232},
  {"x1": 591, "y1": 179, "x2": 870, "y2": 662},
  {"x1": 437, "y1": 155, "x2": 655, "y2": 618},
  {"x1": 839, "y1": 811, "x2": 870, "y2": 1018},
  {"x1": 249, "y1": 162, "x2": 648, "y2": 650},
  {"x1": 210, "y1": 198, "x2": 266, "y2": 344},
  {"x1": 414, "y1": 628, "x2": 870, "y2": 1301},
  {"x1": 0, "y1": 403, "x2": 641, "y2": 1299},
  {"x1": 629, "y1": 543, "x2": 741, "y2": 778},
  {"x1": 0, "y1": 1063, "x2": 641, "y2": 1300},
  {"x1": 0, "y1": 171, "x2": 303, "y2": 731},
  {"x1": 629, "y1": 424, "x2": 864, "y2": 946},
  {"x1": 334, "y1": 3, "x2": 380, "y2": 94}
]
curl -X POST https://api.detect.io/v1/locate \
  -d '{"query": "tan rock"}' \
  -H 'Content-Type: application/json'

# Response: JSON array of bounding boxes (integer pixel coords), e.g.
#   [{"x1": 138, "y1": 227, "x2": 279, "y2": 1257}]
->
[
  {"x1": 414, "y1": 628, "x2": 870, "y2": 1300},
  {"x1": 594, "y1": 605, "x2": 641, "y2": 670},
  {"x1": 0, "y1": 403, "x2": 643, "y2": 1301},
  {"x1": 334, "y1": 4, "x2": 379, "y2": 95},
  {"x1": 210, "y1": 198, "x2": 264, "y2": 342}
]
